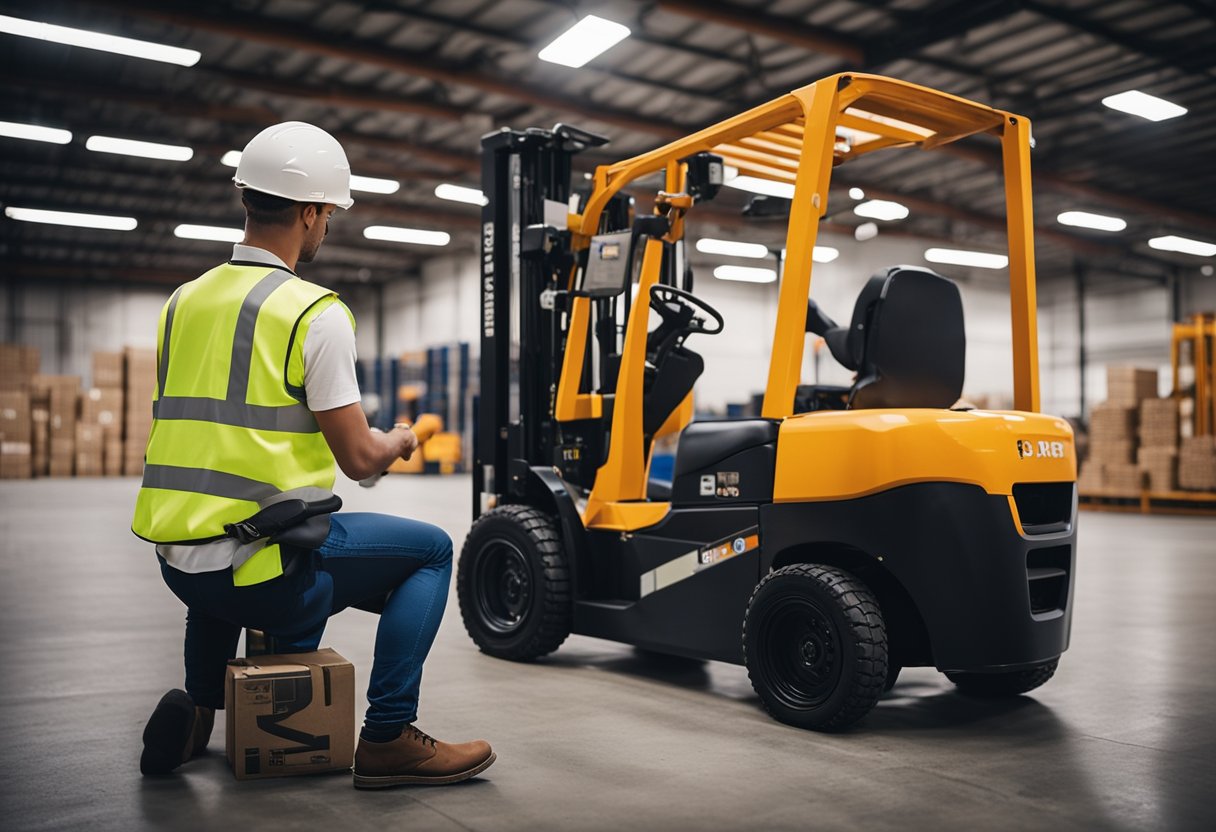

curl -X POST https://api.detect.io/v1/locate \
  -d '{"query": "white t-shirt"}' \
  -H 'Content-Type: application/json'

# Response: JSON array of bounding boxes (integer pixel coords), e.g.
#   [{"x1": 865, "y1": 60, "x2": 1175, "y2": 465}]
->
[{"x1": 158, "y1": 244, "x2": 360, "y2": 573}]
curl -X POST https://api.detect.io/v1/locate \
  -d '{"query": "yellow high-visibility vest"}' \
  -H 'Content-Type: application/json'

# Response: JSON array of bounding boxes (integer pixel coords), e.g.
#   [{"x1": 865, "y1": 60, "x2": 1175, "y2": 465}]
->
[{"x1": 132, "y1": 261, "x2": 350, "y2": 586}]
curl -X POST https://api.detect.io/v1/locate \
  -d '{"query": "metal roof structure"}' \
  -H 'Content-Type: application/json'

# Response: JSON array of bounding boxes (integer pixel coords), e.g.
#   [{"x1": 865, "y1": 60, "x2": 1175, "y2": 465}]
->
[{"x1": 1, "y1": 0, "x2": 1213, "y2": 292}]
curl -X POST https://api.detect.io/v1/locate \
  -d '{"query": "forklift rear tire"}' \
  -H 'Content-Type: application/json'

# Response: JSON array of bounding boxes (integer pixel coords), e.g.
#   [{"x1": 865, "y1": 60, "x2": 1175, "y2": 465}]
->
[
  {"x1": 744, "y1": 564, "x2": 887, "y2": 731},
  {"x1": 944, "y1": 659, "x2": 1058, "y2": 697},
  {"x1": 457, "y1": 505, "x2": 571, "y2": 661}
]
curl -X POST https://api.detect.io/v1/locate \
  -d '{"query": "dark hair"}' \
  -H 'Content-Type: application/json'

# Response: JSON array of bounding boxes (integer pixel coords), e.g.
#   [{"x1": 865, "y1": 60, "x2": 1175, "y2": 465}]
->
[{"x1": 241, "y1": 189, "x2": 298, "y2": 226}]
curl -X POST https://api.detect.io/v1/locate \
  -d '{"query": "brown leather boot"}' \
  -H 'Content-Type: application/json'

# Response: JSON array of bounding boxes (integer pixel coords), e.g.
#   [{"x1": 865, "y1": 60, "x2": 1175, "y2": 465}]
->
[{"x1": 353, "y1": 724, "x2": 495, "y2": 788}]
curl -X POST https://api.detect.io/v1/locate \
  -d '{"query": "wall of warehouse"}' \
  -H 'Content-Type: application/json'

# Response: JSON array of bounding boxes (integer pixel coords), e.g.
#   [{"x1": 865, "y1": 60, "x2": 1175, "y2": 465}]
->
[{"x1": 5, "y1": 248, "x2": 1213, "y2": 421}]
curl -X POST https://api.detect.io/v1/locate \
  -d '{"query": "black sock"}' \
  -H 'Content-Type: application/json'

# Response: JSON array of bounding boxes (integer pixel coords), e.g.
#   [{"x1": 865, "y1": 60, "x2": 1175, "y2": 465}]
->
[{"x1": 360, "y1": 722, "x2": 406, "y2": 743}]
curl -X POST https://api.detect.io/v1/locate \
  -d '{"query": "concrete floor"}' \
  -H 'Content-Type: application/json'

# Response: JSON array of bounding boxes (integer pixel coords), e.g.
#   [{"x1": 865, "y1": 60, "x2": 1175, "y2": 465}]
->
[{"x1": 1, "y1": 475, "x2": 1214, "y2": 831}]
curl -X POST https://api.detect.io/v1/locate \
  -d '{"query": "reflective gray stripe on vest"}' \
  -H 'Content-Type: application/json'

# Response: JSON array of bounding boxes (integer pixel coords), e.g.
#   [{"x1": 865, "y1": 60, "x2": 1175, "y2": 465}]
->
[
  {"x1": 152, "y1": 396, "x2": 318, "y2": 433},
  {"x1": 141, "y1": 464, "x2": 279, "y2": 503},
  {"x1": 154, "y1": 268, "x2": 319, "y2": 434}
]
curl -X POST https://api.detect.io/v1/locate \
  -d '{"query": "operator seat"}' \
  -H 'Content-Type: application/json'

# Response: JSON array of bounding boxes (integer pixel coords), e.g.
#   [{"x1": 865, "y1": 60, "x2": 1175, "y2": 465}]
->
[{"x1": 808, "y1": 265, "x2": 965, "y2": 409}]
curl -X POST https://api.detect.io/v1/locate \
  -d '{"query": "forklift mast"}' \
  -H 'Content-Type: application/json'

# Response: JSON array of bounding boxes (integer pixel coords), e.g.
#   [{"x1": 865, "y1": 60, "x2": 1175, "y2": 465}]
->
[{"x1": 474, "y1": 125, "x2": 609, "y2": 519}]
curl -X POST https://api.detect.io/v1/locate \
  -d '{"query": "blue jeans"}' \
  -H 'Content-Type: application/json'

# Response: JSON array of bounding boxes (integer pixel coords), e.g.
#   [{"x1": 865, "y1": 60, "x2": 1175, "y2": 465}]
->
[{"x1": 159, "y1": 513, "x2": 453, "y2": 731}]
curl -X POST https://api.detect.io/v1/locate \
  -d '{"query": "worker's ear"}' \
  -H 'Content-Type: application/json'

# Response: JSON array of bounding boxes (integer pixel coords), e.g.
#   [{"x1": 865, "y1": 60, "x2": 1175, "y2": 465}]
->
[{"x1": 300, "y1": 202, "x2": 319, "y2": 229}]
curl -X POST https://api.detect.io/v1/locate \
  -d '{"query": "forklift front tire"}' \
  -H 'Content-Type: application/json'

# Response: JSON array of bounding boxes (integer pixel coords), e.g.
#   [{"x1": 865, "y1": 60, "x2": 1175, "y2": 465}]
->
[
  {"x1": 944, "y1": 659, "x2": 1058, "y2": 697},
  {"x1": 744, "y1": 564, "x2": 888, "y2": 731},
  {"x1": 457, "y1": 505, "x2": 572, "y2": 661}
]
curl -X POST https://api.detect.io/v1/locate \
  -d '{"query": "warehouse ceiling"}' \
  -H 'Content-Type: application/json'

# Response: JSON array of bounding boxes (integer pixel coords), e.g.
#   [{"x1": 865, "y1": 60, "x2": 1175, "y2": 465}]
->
[{"x1": 1, "y1": 0, "x2": 1214, "y2": 291}]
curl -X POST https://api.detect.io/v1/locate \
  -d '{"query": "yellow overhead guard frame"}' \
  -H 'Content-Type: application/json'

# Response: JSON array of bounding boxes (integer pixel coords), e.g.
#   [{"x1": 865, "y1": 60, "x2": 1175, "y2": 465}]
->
[
  {"x1": 555, "y1": 73, "x2": 1046, "y2": 530},
  {"x1": 558, "y1": 73, "x2": 1040, "y2": 415}
]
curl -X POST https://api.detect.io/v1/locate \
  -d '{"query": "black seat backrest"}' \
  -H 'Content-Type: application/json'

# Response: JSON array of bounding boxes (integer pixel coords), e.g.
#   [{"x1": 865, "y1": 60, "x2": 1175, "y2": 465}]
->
[{"x1": 846, "y1": 266, "x2": 966, "y2": 409}]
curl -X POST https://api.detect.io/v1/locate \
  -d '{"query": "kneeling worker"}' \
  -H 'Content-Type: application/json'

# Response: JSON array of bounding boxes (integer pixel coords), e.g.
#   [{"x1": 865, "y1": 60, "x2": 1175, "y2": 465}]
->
[{"x1": 131, "y1": 121, "x2": 493, "y2": 788}]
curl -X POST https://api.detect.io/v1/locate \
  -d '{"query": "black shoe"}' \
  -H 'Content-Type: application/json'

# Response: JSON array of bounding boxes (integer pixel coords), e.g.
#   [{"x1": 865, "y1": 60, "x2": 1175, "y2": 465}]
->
[{"x1": 140, "y1": 689, "x2": 197, "y2": 776}]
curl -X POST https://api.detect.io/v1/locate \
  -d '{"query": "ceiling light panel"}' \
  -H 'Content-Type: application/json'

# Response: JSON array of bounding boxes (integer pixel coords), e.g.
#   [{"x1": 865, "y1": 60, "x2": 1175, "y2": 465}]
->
[
  {"x1": 435, "y1": 184, "x2": 488, "y2": 206},
  {"x1": 854, "y1": 199, "x2": 909, "y2": 221},
  {"x1": 0, "y1": 120, "x2": 71, "y2": 144},
  {"x1": 714, "y1": 265, "x2": 777, "y2": 283},
  {"x1": 538, "y1": 15, "x2": 631, "y2": 68},
  {"x1": 696, "y1": 238, "x2": 769, "y2": 259},
  {"x1": 1148, "y1": 235, "x2": 1216, "y2": 257},
  {"x1": 924, "y1": 248, "x2": 1008, "y2": 269},
  {"x1": 1057, "y1": 211, "x2": 1126, "y2": 232},
  {"x1": 86, "y1": 135, "x2": 193, "y2": 161},
  {"x1": 174, "y1": 224, "x2": 244, "y2": 243},
  {"x1": 349, "y1": 174, "x2": 400, "y2": 195},
  {"x1": 0, "y1": 14, "x2": 200, "y2": 66},
  {"x1": 364, "y1": 226, "x2": 451, "y2": 246},
  {"x1": 4, "y1": 206, "x2": 137, "y2": 231},
  {"x1": 1101, "y1": 90, "x2": 1186, "y2": 122}
]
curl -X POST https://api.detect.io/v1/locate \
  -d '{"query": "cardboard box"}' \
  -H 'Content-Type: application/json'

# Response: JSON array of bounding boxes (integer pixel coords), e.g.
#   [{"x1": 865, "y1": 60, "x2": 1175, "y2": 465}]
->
[
  {"x1": 92, "y1": 351, "x2": 124, "y2": 388},
  {"x1": 34, "y1": 375, "x2": 81, "y2": 440},
  {"x1": 1138, "y1": 397, "x2": 1179, "y2": 449},
  {"x1": 1178, "y1": 435, "x2": 1216, "y2": 491},
  {"x1": 1088, "y1": 439, "x2": 1134, "y2": 465},
  {"x1": 1102, "y1": 462, "x2": 1143, "y2": 495},
  {"x1": 75, "y1": 423, "x2": 104, "y2": 477},
  {"x1": 0, "y1": 343, "x2": 40, "y2": 390},
  {"x1": 1137, "y1": 446, "x2": 1178, "y2": 493},
  {"x1": 80, "y1": 387, "x2": 124, "y2": 442},
  {"x1": 1089, "y1": 403, "x2": 1137, "y2": 441},
  {"x1": 1, "y1": 440, "x2": 32, "y2": 479},
  {"x1": 0, "y1": 390, "x2": 32, "y2": 444},
  {"x1": 103, "y1": 438, "x2": 124, "y2": 476},
  {"x1": 225, "y1": 649, "x2": 355, "y2": 781},
  {"x1": 1106, "y1": 365, "x2": 1158, "y2": 406}
]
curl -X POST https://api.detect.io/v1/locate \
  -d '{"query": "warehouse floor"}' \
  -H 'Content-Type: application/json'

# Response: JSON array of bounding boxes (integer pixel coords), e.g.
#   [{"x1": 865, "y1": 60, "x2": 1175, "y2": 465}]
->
[{"x1": 1, "y1": 475, "x2": 1213, "y2": 831}]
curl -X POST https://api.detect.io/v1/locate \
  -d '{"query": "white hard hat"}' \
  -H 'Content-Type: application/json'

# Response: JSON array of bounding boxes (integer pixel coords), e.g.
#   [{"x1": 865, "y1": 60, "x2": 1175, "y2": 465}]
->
[{"x1": 233, "y1": 121, "x2": 354, "y2": 209}]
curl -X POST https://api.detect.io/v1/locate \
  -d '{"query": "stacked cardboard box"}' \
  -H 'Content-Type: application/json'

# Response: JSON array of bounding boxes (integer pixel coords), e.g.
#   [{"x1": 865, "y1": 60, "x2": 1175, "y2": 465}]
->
[
  {"x1": 1178, "y1": 436, "x2": 1216, "y2": 491},
  {"x1": 123, "y1": 348, "x2": 157, "y2": 476},
  {"x1": 1136, "y1": 397, "x2": 1180, "y2": 492},
  {"x1": 1087, "y1": 402, "x2": 1137, "y2": 485},
  {"x1": 1106, "y1": 366, "x2": 1159, "y2": 406},
  {"x1": 0, "y1": 390, "x2": 33, "y2": 479},
  {"x1": 0, "y1": 343, "x2": 40, "y2": 391},
  {"x1": 81, "y1": 382, "x2": 125, "y2": 477},
  {"x1": 92, "y1": 351, "x2": 124, "y2": 389},
  {"x1": 75, "y1": 423, "x2": 104, "y2": 477},
  {"x1": 35, "y1": 375, "x2": 81, "y2": 477},
  {"x1": 31, "y1": 391, "x2": 49, "y2": 477}
]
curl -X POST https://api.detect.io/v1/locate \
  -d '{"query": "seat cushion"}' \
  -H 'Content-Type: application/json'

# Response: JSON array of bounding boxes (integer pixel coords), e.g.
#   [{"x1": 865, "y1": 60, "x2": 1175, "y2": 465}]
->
[{"x1": 673, "y1": 419, "x2": 780, "y2": 478}]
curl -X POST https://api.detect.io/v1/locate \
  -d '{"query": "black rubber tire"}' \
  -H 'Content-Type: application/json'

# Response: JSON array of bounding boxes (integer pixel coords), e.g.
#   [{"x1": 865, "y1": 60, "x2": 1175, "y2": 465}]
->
[
  {"x1": 457, "y1": 505, "x2": 571, "y2": 661},
  {"x1": 945, "y1": 659, "x2": 1058, "y2": 697},
  {"x1": 744, "y1": 564, "x2": 887, "y2": 731}
]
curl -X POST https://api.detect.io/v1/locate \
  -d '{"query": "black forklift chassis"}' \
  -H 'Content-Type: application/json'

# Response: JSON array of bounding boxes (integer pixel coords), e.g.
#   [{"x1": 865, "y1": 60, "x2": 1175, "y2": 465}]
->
[{"x1": 517, "y1": 464, "x2": 1074, "y2": 674}]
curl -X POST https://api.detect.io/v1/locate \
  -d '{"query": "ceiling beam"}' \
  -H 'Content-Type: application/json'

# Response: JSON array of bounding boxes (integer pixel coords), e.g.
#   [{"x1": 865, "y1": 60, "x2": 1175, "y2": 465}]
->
[
  {"x1": 92, "y1": 0, "x2": 688, "y2": 139},
  {"x1": 654, "y1": 0, "x2": 864, "y2": 64}
]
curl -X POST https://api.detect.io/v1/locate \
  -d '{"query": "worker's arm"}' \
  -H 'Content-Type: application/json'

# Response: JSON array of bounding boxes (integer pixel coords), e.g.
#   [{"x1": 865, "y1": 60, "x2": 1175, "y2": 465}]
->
[{"x1": 314, "y1": 402, "x2": 419, "y2": 481}]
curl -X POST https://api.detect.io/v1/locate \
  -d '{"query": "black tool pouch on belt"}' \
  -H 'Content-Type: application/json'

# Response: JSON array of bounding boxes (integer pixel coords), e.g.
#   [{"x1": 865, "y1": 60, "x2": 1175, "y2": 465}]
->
[{"x1": 223, "y1": 493, "x2": 343, "y2": 550}]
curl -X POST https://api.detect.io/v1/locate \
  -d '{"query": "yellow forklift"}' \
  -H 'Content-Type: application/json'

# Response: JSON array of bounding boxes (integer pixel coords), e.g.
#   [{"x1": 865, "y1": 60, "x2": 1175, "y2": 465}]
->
[{"x1": 457, "y1": 74, "x2": 1078, "y2": 730}]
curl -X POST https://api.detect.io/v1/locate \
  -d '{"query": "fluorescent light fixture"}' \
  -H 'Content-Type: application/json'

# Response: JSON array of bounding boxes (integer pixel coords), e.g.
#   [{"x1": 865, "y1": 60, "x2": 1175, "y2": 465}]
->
[
  {"x1": 854, "y1": 199, "x2": 909, "y2": 221},
  {"x1": 0, "y1": 14, "x2": 200, "y2": 66},
  {"x1": 724, "y1": 175, "x2": 795, "y2": 199},
  {"x1": 0, "y1": 120, "x2": 71, "y2": 144},
  {"x1": 813, "y1": 246, "x2": 839, "y2": 263},
  {"x1": 538, "y1": 15, "x2": 630, "y2": 68},
  {"x1": 349, "y1": 174, "x2": 400, "y2": 195},
  {"x1": 855, "y1": 222, "x2": 878, "y2": 242},
  {"x1": 848, "y1": 187, "x2": 865, "y2": 200},
  {"x1": 925, "y1": 248, "x2": 1008, "y2": 269},
  {"x1": 86, "y1": 135, "x2": 193, "y2": 161},
  {"x1": 174, "y1": 224, "x2": 243, "y2": 243},
  {"x1": 714, "y1": 265, "x2": 776, "y2": 284},
  {"x1": 434, "y1": 183, "x2": 488, "y2": 206},
  {"x1": 364, "y1": 226, "x2": 450, "y2": 246},
  {"x1": 1057, "y1": 211, "x2": 1126, "y2": 232},
  {"x1": 1148, "y1": 235, "x2": 1216, "y2": 257},
  {"x1": 1101, "y1": 90, "x2": 1186, "y2": 122},
  {"x1": 4, "y1": 206, "x2": 136, "y2": 231},
  {"x1": 220, "y1": 150, "x2": 242, "y2": 167},
  {"x1": 696, "y1": 238, "x2": 769, "y2": 259}
]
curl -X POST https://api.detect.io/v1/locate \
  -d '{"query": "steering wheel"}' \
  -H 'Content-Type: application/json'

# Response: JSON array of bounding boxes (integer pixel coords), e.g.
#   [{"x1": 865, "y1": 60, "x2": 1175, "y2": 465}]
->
[{"x1": 648, "y1": 284, "x2": 725, "y2": 335}]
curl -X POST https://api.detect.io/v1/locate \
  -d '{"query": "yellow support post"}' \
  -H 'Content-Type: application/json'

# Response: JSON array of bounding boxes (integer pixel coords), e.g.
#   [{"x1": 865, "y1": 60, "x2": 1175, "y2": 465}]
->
[{"x1": 1001, "y1": 114, "x2": 1042, "y2": 413}]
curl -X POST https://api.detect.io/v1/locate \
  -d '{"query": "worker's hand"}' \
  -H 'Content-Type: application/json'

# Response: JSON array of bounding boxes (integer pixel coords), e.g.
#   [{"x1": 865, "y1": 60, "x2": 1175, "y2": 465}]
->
[{"x1": 395, "y1": 424, "x2": 420, "y2": 461}]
